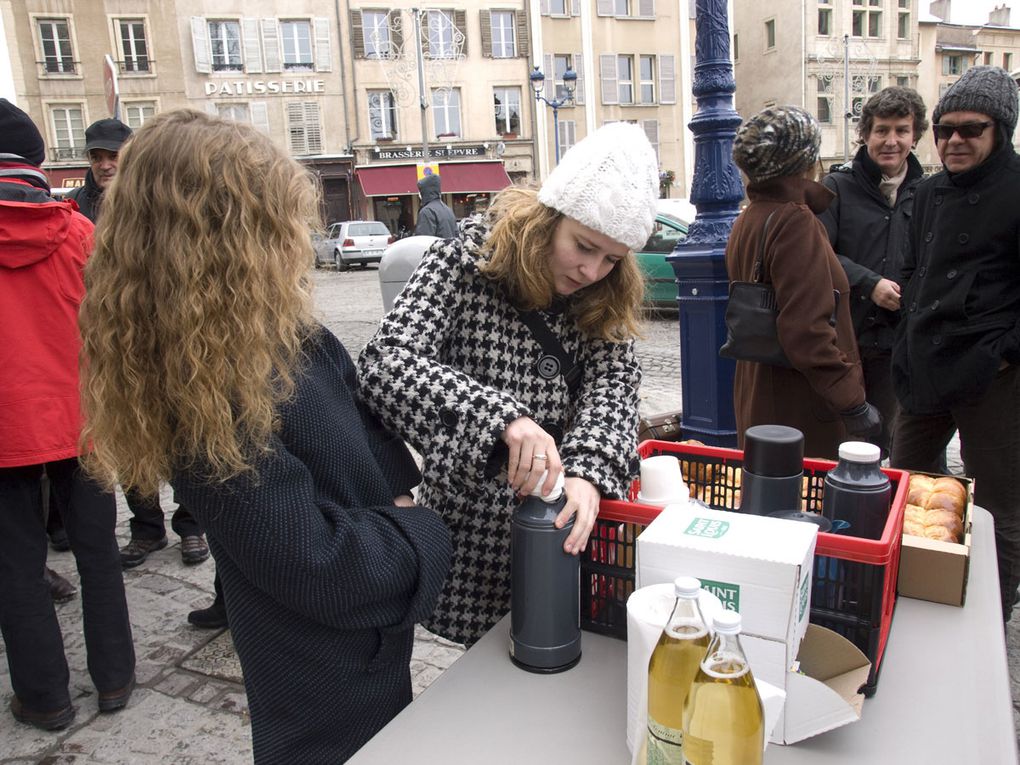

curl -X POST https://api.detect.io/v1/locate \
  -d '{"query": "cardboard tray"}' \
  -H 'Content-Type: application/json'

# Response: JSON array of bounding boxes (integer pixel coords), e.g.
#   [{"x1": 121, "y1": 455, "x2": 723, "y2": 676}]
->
[{"x1": 897, "y1": 472, "x2": 974, "y2": 607}]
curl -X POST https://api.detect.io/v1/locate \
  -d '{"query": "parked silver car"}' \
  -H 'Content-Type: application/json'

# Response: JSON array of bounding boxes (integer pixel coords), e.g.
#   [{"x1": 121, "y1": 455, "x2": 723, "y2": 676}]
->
[{"x1": 313, "y1": 220, "x2": 395, "y2": 271}]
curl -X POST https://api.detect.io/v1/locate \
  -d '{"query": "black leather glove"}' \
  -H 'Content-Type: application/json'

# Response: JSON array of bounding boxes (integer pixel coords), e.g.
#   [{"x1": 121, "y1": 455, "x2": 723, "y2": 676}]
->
[{"x1": 840, "y1": 401, "x2": 882, "y2": 443}]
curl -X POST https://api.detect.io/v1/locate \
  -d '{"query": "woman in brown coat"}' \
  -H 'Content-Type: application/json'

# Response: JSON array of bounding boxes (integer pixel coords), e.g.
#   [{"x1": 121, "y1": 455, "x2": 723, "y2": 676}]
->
[{"x1": 726, "y1": 106, "x2": 881, "y2": 459}]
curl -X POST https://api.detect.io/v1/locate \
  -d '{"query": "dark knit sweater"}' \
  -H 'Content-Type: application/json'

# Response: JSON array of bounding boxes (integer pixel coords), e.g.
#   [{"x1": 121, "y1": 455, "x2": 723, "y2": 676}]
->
[{"x1": 172, "y1": 327, "x2": 452, "y2": 764}]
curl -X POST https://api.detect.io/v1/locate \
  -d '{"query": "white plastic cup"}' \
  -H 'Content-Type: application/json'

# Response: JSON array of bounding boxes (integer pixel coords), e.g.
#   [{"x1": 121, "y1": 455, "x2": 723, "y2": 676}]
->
[{"x1": 637, "y1": 455, "x2": 690, "y2": 506}]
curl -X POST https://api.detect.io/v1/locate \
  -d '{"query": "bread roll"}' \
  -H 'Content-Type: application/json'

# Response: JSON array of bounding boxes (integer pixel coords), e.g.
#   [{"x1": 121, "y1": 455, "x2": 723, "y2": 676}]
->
[{"x1": 902, "y1": 474, "x2": 968, "y2": 543}]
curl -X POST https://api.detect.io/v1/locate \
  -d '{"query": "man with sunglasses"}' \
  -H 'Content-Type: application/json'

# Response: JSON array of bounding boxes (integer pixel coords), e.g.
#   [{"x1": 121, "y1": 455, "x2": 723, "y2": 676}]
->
[
  {"x1": 891, "y1": 66, "x2": 1020, "y2": 621},
  {"x1": 819, "y1": 87, "x2": 928, "y2": 456}
]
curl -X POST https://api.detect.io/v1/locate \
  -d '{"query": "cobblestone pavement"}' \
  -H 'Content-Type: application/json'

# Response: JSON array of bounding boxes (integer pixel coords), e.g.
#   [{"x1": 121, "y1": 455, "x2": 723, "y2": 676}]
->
[{"x1": 1, "y1": 266, "x2": 1016, "y2": 762}]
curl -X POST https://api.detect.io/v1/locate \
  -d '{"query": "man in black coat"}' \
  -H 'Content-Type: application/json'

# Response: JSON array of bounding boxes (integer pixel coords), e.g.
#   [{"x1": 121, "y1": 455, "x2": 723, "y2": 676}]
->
[
  {"x1": 414, "y1": 173, "x2": 457, "y2": 238},
  {"x1": 891, "y1": 67, "x2": 1020, "y2": 620},
  {"x1": 820, "y1": 87, "x2": 928, "y2": 455}
]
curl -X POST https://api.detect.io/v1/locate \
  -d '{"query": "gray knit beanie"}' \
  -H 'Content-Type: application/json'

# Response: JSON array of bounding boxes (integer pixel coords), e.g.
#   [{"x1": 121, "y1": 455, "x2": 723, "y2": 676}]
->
[
  {"x1": 733, "y1": 106, "x2": 821, "y2": 183},
  {"x1": 933, "y1": 66, "x2": 1019, "y2": 141}
]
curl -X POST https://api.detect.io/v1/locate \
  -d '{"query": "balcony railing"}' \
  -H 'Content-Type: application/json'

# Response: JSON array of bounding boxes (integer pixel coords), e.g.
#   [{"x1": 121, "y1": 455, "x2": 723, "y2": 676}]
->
[
  {"x1": 38, "y1": 59, "x2": 79, "y2": 76},
  {"x1": 51, "y1": 146, "x2": 87, "y2": 162}
]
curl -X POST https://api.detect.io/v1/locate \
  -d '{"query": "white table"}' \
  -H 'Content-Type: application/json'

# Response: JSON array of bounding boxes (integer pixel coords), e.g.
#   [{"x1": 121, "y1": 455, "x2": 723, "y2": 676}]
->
[{"x1": 350, "y1": 507, "x2": 1017, "y2": 764}]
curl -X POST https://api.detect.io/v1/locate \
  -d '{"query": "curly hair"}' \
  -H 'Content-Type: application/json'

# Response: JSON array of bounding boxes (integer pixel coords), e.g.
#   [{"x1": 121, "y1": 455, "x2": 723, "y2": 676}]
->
[
  {"x1": 79, "y1": 109, "x2": 318, "y2": 495},
  {"x1": 477, "y1": 185, "x2": 644, "y2": 342},
  {"x1": 858, "y1": 86, "x2": 929, "y2": 144}
]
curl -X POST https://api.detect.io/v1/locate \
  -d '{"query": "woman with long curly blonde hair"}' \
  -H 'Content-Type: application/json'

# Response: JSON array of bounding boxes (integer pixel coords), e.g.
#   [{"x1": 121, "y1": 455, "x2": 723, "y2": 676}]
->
[
  {"x1": 357, "y1": 120, "x2": 659, "y2": 647},
  {"x1": 79, "y1": 109, "x2": 451, "y2": 763}
]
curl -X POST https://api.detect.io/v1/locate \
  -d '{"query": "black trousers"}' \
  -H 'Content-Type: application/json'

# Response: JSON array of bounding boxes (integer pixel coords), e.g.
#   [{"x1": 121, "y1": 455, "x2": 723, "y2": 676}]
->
[
  {"x1": 892, "y1": 365, "x2": 1020, "y2": 620},
  {"x1": 0, "y1": 458, "x2": 135, "y2": 711},
  {"x1": 125, "y1": 489, "x2": 202, "y2": 541},
  {"x1": 860, "y1": 350, "x2": 899, "y2": 457}
]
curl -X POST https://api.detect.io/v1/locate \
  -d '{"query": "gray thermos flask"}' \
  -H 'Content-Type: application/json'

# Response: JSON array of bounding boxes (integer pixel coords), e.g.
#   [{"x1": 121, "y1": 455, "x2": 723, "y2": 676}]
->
[
  {"x1": 739, "y1": 425, "x2": 805, "y2": 516},
  {"x1": 509, "y1": 472, "x2": 582, "y2": 673}
]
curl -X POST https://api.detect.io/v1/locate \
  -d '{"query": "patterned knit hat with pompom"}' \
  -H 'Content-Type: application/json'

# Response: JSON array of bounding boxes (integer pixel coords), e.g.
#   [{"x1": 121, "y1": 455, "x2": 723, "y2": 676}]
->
[
  {"x1": 537, "y1": 121, "x2": 659, "y2": 252},
  {"x1": 733, "y1": 105, "x2": 821, "y2": 183}
]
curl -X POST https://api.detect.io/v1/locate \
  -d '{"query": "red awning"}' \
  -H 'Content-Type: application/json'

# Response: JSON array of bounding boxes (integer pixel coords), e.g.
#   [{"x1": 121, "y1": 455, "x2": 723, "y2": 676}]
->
[{"x1": 356, "y1": 162, "x2": 511, "y2": 196}]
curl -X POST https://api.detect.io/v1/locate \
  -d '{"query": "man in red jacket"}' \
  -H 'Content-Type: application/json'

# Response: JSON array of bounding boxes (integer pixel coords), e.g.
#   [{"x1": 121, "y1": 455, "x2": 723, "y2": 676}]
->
[{"x1": 0, "y1": 100, "x2": 135, "y2": 730}]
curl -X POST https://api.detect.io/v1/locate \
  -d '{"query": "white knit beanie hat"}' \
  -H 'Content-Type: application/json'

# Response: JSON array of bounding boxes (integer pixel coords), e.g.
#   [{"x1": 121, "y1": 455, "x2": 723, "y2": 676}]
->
[{"x1": 537, "y1": 121, "x2": 659, "y2": 251}]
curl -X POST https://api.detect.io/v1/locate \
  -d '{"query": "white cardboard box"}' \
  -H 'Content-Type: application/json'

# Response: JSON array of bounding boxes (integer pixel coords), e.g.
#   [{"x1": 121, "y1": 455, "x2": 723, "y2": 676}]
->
[{"x1": 636, "y1": 503, "x2": 817, "y2": 652}]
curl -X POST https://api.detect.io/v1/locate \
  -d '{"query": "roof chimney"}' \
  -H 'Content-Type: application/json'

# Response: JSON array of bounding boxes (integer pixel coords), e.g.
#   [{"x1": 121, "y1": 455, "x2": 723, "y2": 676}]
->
[
  {"x1": 929, "y1": 0, "x2": 951, "y2": 22},
  {"x1": 987, "y1": 4, "x2": 1011, "y2": 26}
]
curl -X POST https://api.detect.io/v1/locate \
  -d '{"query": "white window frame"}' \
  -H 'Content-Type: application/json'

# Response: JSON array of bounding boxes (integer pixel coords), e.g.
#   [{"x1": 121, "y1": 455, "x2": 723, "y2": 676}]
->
[
  {"x1": 218, "y1": 103, "x2": 250, "y2": 122},
  {"x1": 493, "y1": 87, "x2": 522, "y2": 135},
  {"x1": 618, "y1": 55, "x2": 634, "y2": 104},
  {"x1": 639, "y1": 55, "x2": 655, "y2": 104},
  {"x1": 765, "y1": 18, "x2": 776, "y2": 50},
  {"x1": 209, "y1": 20, "x2": 243, "y2": 72},
  {"x1": 116, "y1": 18, "x2": 150, "y2": 73},
  {"x1": 427, "y1": 10, "x2": 456, "y2": 59},
  {"x1": 490, "y1": 11, "x2": 516, "y2": 58},
  {"x1": 38, "y1": 17, "x2": 76, "y2": 75},
  {"x1": 549, "y1": 0, "x2": 568, "y2": 15},
  {"x1": 369, "y1": 90, "x2": 398, "y2": 140},
  {"x1": 818, "y1": 8, "x2": 832, "y2": 35},
  {"x1": 48, "y1": 103, "x2": 86, "y2": 160},
  {"x1": 432, "y1": 88, "x2": 461, "y2": 137},
  {"x1": 363, "y1": 11, "x2": 392, "y2": 59},
  {"x1": 123, "y1": 100, "x2": 156, "y2": 128},
  {"x1": 281, "y1": 20, "x2": 313, "y2": 72}
]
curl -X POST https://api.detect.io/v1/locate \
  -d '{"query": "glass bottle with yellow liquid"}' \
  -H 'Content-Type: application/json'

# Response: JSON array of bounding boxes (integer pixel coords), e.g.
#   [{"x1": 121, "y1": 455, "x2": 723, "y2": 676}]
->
[
  {"x1": 640, "y1": 576, "x2": 711, "y2": 765},
  {"x1": 683, "y1": 610, "x2": 764, "y2": 765}
]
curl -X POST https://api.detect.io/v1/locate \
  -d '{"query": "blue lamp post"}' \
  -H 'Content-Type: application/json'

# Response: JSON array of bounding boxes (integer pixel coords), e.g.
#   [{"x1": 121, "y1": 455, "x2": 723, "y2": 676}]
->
[
  {"x1": 530, "y1": 65, "x2": 577, "y2": 165},
  {"x1": 667, "y1": 0, "x2": 745, "y2": 446}
]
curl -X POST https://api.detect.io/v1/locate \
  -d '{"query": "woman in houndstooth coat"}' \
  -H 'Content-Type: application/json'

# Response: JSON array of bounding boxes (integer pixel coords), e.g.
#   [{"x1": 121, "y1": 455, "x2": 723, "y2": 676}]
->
[{"x1": 357, "y1": 122, "x2": 661, "y2": 645}]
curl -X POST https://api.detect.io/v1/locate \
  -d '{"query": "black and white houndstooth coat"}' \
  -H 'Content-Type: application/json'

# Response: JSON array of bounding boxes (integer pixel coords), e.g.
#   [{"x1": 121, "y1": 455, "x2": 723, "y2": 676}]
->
[{"x1": 357, "y1": 216, "x2": 641, "y2": 645}]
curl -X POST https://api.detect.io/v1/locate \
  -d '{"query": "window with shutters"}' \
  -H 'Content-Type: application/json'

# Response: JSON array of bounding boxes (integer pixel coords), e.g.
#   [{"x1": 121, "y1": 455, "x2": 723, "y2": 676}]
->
[
  {"x1": 426, "y1": 10, "x2": 457, "y2": 59},
  {"x1": 490, "y1": 11, "x2": 516, "y2": 58},
  {"x1": 48, "y1": 104, "x2": 86, "y2": 160},
  {"x1": 117, "y1": 19, "x2": 150, "y2": 73},
  {"x1": 363, "y1": 10, "x2": 393, "y2": 59},
  {"x1": 942, "y1": 54, "x2": 966, "y2": 76},
  {"x1": 287, "y1": 102, "x2": 322, "y2": 154},
  {"x1": 123, "y1": 101, "x2": 156, "y2": 128},
  {"x1": 493, "y1": 87, "x2": 521, "y2": 135},
  {"x1": 432, "y1": 89, "x2": 461, "y2": 137},
  {"x1": 549, "y1": 0, "x2": 568, "y2": 15},
  {"x1": 597, "y1": 0, "x2": 655, "y2": 19},
  {"x1": 38, "y1": 18, "x2": 76, "y2": 75},
  {"x1": 618, "y1": 56, "x2": 634, "y2": 105},
  {"x1": 559, "y1": 120, "x2": 577, "y2": 154},
  {"x1": 281, "y1": 20, "x2": 313, "y2": 71},
  {"x1": 209, "y1": 20, "x2": 243, "y2": 71},
  {"x1": 369, "y1": 91, "x2": 398, "y2": 140},
  {"x1": 615, "y1": 0, "x2": 629, "y2": 14},
  {"x1": 639, "y1": 55, "x2": 655, "y2": 104}
]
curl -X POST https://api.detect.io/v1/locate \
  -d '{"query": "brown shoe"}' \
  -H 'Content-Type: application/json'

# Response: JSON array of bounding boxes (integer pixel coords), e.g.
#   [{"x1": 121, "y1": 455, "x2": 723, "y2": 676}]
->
[
  {"x1": 98, "y1": 674, "x2": 136, "y2": 713},
  {"x1": 181, "y1": 535, "x2": 210, "y2": 565},
  {"x1": 44, "y1": 567, "x2": 77, "y2": 604},
  {"x1": 10, "y1": 695, "x2": 75, "y2": 731},
  {"x1": 120, "y1": 536, "x2": 168, "y2": 568}
]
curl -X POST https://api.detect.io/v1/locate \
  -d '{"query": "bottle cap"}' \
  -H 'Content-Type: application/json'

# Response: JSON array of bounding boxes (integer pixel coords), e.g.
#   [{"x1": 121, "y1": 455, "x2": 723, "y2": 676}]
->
[
  {"x1": 673, "y1": 576, "x2": 702, "y2": 599},
  {"x1": 712, "y1": 609, "x2": 742, "y2": 635},
  {"x1": 744, "y1": 425, "x2": 804, "y2": 477},
  {"x1": 529, "y1": 471, "x2": 565, "y2": 502},
  {"x1": 837, "y1": 441, "x2": 882, "y2": 463}
]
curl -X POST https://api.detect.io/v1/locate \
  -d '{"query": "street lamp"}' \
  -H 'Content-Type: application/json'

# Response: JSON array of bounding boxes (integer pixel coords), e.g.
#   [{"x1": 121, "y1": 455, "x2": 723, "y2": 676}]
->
[{"x1": 530, "y1": 65, "x2": 577, "y2": 165}]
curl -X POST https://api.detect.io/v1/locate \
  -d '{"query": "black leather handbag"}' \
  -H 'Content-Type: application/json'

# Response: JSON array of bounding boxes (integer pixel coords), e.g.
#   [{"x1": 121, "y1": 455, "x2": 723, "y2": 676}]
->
[{"x1": 719, "y1": 212, "x2": 794, "y2": 368}]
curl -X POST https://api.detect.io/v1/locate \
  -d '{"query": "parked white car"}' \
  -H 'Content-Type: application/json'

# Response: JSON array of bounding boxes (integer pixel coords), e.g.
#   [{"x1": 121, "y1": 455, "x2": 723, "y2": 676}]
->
[{"x1": 313, "y1": 220, "x2": 395, "y2": 271}]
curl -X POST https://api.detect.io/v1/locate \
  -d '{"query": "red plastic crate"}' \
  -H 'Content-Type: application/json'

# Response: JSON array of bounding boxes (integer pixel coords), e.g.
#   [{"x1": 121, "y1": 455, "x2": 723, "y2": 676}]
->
[{"x1": 580, "y1": 439, "x2": 907, "y2": 697}]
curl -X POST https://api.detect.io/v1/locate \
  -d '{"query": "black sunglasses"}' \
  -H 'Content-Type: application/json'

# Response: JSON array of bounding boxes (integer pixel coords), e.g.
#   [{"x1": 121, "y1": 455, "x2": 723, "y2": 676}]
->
[{"x1": 932, "y1": 121, "x2": 993, "y2": 141}]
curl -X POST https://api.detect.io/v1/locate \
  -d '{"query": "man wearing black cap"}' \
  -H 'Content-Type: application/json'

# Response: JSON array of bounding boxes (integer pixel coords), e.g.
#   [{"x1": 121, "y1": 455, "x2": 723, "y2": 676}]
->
[
  {"x1": 891, "y1": 67, "x2": 1020, "y2": 620},
  {"x1": 0, "y1": 99, "x2": 136, "y2": 730},
  {"x1": 65, "y1": 118, "x2": 132, "y2": 221},
  {"x1": 67, "y1": 118, "x2": 213, "y2": 575}
]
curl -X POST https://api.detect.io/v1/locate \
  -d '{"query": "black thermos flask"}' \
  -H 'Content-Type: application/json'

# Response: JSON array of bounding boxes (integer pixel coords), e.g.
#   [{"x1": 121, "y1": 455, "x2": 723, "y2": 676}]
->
[
  {"x1": 509, "y1": 472, "x2": 582, "y2": 673},
  {"x1": 739, "y1": 425, "x2": 805, "y2": 516}
]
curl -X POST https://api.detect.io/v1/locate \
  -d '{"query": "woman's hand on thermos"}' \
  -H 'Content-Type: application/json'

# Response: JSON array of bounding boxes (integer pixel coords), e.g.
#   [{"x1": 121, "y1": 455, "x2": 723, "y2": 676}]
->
[
  {"x1": 501, "y1": 416, "x2": 561, "y2": 497},
  {"x1": 558, "y1": 477, "x2": 601, "y2": 555}
]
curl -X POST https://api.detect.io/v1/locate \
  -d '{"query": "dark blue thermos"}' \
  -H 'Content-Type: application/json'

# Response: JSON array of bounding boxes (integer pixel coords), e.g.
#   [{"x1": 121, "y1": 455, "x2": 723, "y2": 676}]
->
[
  {"x1": 509, "y1": 472, "x2": 582, "y2": 673},
  {"x1": 822, "y1": 441, "x2": 891, "y2": 540}
]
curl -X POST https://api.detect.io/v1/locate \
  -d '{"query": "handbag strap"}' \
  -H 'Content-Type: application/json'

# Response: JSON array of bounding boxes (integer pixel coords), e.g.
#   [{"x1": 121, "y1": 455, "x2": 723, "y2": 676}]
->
[
  {"x1": 517, "y1": 309, "x2": 583, "y2": 394},
  {"x1": 751, "y1": 211, "x2": 778, "y2": 283}
]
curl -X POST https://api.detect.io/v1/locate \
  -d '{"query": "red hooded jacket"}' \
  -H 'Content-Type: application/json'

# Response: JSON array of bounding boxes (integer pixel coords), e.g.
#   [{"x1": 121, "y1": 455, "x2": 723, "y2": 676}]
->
[{"x1": 0, "y1": 178, "x2": 94, "y2": 467}]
